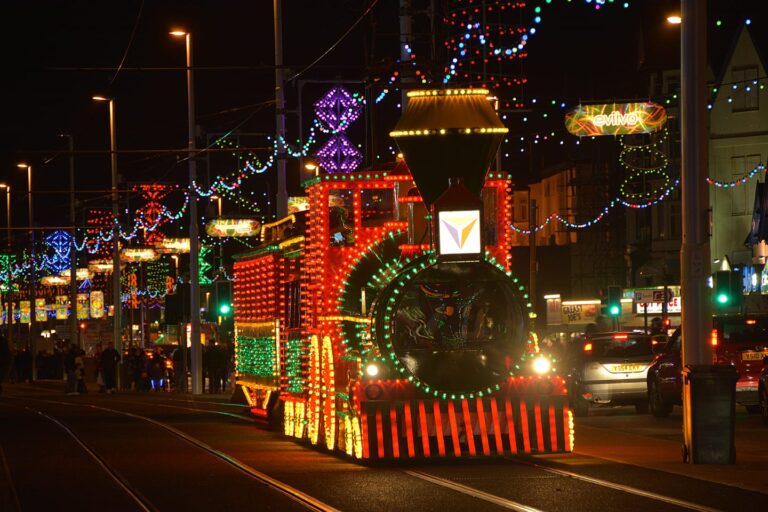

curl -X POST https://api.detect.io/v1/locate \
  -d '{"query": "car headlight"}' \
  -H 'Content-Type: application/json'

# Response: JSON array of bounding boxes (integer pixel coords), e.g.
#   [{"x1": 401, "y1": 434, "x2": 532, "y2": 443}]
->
[{"x1": 532, "y1": 356, "x2": 552, "y2": 375}]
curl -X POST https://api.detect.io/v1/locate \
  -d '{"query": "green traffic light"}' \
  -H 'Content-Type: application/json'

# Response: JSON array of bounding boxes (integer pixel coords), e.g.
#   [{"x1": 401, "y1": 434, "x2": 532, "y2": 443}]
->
[
  {"x1": 716, "y1": 293, "x2": 729, "y2": 305},
  {"x1": 609, "y1": 304, "x2": 620, "y2": 316},
  {"x1": 219, "y1": 303, "x2": 231, "y2": 315}
]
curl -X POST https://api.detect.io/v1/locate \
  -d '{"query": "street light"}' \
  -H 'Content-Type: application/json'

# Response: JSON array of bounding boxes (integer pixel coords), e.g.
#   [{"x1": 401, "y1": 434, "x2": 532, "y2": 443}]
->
[
  {"x1": 92, "y1": 95, "x2": 123, "y2": 369},
  {"x1": 0, "y1": 183, "x2": 11, "y2": 349},
  {"x1": 667, "y1": 15, "x2": 682, "y2": 24},
  {"x1": 170, "y1": 28, "x2": 202, "y2": 394},
  {"x1": 16, "y1": 162, "x2": 36, "y2": 378}
]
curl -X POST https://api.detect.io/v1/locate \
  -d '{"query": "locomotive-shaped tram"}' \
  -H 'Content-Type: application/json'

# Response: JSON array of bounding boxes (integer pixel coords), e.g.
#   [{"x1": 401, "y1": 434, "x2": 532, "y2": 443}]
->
[{"x1": 233, "y1": 89, "x2": 574, "y2": 459}]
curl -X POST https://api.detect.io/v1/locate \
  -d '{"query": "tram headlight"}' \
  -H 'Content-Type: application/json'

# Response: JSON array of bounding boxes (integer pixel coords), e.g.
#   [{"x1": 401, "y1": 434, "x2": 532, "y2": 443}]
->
[
  {"x1": 532, "y1": 356, "x2": 551, "y2": 375},
  {"x1": 365, "y1": 363, "x2": 380, "y2": 377}
]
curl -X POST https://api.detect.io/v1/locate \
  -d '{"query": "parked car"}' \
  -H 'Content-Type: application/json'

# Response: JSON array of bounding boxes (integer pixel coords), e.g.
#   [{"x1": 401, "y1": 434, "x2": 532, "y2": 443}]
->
[
  {"x1": 646, "y1": 328, "x2": 682, "y2": 417},
  {"x1": 648, "y1": 316, "x2": 768, "y2": 417},
  {"x1": 564, "y1": 332, "x2": 658, "y2": 416},
  {"x1": 759, "y1": 356, "x2": 768, "y2": 424}
]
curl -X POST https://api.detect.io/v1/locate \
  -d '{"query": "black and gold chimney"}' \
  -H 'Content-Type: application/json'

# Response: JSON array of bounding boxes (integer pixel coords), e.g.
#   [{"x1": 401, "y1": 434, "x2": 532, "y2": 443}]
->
[{"x1": 390, "y1": 89, "x2": 508, "y2": 206}]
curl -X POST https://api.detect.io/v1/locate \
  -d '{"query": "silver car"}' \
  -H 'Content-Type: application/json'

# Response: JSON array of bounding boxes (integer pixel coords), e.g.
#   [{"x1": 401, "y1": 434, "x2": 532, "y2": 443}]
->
[{"x1": 565, "y1": 332, "x2": 657, "y2": 416}]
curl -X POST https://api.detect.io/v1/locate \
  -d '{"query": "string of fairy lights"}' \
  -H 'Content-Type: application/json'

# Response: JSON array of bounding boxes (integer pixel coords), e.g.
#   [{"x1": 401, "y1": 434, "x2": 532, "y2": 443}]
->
[{"x1": 3, "y1": 1, "x2": 763, "y2": 298}]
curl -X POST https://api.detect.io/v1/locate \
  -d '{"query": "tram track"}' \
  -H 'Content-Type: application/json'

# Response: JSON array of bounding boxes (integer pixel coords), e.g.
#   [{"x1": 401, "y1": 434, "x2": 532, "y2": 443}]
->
[
  {"x1": 74, "y1": 396, "x2": 725, "y2": 511},
  {"x1": 4, "y1": 396, "x2": 339, "y2": 512},
  {"x1": 4, "y1": 393, "x2": 737, "y2": 512}
]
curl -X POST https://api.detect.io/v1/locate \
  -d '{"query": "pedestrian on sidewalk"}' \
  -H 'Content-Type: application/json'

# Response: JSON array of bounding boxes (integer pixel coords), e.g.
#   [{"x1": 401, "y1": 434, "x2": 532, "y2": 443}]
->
[
  {"x1": 100, "y1": 342, "x2": 120, "y2": 394},
  {"x1": 64, "y1": 344, "x2": 78, "y2": 395},
  {"x1": 75, "y1": 348, "x2": 87, "y2": 394}
]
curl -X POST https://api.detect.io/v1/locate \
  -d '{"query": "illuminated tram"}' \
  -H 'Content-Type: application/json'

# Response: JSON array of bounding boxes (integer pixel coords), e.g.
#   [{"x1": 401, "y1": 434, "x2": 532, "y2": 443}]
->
[{"x1": 233, "y1": 89, "x2": 574, "y2": 459}]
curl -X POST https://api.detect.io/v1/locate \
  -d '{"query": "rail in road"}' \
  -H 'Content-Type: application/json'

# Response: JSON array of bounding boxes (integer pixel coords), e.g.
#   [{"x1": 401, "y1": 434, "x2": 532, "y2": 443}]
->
[{"x1": 1, "y1": 388, "x2": 765, "y2": 511}]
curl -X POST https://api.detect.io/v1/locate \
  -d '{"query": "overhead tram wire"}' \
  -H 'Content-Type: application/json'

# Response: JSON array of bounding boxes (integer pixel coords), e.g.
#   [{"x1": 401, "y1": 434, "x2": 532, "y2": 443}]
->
[{"x1": 108, "y1": 0, "x2": 145, "y2": 86}]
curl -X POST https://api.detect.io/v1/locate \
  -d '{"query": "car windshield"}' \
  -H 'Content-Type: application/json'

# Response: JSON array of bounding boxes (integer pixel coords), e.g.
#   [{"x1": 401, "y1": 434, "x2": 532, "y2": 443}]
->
[
  {"x1": 717, "y1": 317, "x2": 768, "y2": 344},
  {"x1": 587, "y1": 335, "x2": 654, "y2": 358}
]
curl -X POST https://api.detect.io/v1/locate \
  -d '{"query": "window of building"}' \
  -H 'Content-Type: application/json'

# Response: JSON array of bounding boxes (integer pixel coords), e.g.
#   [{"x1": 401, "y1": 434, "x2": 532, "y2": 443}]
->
[
  {"x1": 731, "y1": 154, "x2": 761, "y2": 216},
  {"x1": 670, "y1": 202, "x2": 682, "y2": 238},
  {"x1": 360, "y1": 188, "x2": 394, "y2": 227},
  {"x1": 662, "y1": 70, "x2": 680, "y2": 96},
  {"x1": 731, "y1": 66, "x2": 758, "y2": 112}
]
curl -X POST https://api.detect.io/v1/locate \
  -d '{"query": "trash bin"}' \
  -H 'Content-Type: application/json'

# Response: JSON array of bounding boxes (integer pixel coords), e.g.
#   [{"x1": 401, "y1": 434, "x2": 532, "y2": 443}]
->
[{"x1": 682, "y1": 364, "x2": 738, "y2": 464}]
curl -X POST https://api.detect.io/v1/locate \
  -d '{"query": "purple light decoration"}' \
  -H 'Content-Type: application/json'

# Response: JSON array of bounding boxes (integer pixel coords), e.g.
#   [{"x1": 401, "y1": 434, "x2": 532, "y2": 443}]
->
[
  {"x1": 314, "y1": 86, "x2": 363, "y2": 173},
  {"x1": 316, "y1": 135, "x2": 363, "y2": 173},
  {"x1": 314, "y1": 86, "x2": 362, "y2": 131}
]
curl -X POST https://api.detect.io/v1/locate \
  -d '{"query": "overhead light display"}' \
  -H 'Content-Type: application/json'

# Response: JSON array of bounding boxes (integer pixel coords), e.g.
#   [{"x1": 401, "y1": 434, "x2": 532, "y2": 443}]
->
[
  {"x1": 59, "y1": 268, "x2": 93, "y2": 281},
  {"x1": 88, "y1": 259, "x2": 116, "y2": 273},
  {"x1": 564, "y1": 102, "x2": 667, "y2": 137},
  {"x1": 205, "y1": 218, "x2": 260, "y2": 237},
  {"x1": 154, "y1": 237, "x2": 190, "y2": 254},
  {"x1": 121, "y1": 246, "x2": 159, "y2": 263}
]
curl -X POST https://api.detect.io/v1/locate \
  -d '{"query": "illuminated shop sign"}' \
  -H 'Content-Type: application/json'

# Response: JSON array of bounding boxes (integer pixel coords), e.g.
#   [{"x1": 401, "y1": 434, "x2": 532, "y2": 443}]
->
[
  {"x1": 438, "y1": 210, "x2": 481, "y2": 256},
  {"x1": 565, "y1": 102, "x2": 667, "y2": 136}
]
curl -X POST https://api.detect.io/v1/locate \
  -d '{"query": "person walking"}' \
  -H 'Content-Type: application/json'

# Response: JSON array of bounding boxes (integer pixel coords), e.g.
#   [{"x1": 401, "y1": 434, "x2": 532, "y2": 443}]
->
[
  {"x1": 75, "y1": 348, "x2": 87, "y2": 394},
  {"x1": 64, "y1": 344, "x2": 78, "y2": 395},
  {"x1": 100, "y1": 342, "x2": 120, "y2": 394},
  {"x1": 147, "y1": 348, "x2": 166, "y2": 391}
]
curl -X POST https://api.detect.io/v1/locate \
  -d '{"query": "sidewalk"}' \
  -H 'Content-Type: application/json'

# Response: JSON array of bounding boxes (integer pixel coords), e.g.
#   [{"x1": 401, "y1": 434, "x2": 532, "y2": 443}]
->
[{"x1": 573, "y1": 422, "x2": 768, "y2": 495}]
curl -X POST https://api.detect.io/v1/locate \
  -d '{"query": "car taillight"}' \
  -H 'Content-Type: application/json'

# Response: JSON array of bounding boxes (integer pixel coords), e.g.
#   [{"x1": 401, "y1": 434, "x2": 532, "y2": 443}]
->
[
  {"x1": 583, "y1": 342, "x2": 592, "y2": 353},
  {"x1": 710, "y1": 329, "x2": 718, "y2": 347},
  {"x1": 613, "y1": 334, "x2": 628, "y2": 340}
]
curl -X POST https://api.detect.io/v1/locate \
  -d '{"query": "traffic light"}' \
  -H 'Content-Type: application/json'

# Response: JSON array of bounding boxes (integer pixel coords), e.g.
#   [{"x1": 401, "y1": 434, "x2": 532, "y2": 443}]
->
[
  {"x1": 215, "y1": 280, "x2": 232, "y2": 320},
  {"x1": 712, "y1": 270, "x2": 743, "y2": 308},
  {"x1": 606, "y1": 285, "x2": 622, "y2": 317}
]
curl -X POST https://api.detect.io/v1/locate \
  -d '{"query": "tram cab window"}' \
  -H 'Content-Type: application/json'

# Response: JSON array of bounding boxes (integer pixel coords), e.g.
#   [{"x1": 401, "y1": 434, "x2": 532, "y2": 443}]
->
[
  {"x1": 328, "y1": 189, "x2": 354, "y2": 246},
  {"x1": 360, "y1": 188, "x2": 395, "y2": 227}
]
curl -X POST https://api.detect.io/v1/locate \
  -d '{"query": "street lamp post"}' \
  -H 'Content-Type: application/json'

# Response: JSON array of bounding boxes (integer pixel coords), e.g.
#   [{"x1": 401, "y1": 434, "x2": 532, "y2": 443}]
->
[
  {"x1": 16, "y1": 163, "x2": 36, "y2": 379},
  {"x1": 0, "y1": 184, "x2": 11, "y2": 351},
  {"x1": 171, "y1": 29, "x2": 202, "y2": 394},
  {"x1": 92, "y1": 96, "x2": 122, "y2": 377},
  {"x1": 59, "y1": 134, "x2": 79, "y2": 348}
]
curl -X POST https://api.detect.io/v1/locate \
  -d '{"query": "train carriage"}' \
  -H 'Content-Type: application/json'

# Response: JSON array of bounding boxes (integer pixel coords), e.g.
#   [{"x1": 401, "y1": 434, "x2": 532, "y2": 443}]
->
[{"x1": 233, "y1": 88, "x2": 574, "y2": 460}]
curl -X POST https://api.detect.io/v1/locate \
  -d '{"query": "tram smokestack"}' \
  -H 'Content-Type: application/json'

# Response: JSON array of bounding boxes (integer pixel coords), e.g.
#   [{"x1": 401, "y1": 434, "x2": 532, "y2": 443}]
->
[{"x1": 390, "y1": 89, "x2": 508, "y2": 206}]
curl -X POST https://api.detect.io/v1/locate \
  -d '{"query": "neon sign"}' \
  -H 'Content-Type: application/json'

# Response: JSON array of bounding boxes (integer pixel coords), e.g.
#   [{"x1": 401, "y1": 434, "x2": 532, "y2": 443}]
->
[
  {"x1": 565, "y1": 102, "x2": 666, "y2": 136},
  {"x1": 205, "y1": 218, "x2": 260, "y2": 237}
]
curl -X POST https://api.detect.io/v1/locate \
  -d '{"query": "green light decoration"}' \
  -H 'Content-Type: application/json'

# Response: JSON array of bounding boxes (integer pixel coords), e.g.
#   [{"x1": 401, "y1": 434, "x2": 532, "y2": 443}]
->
[
  {"x1": 365, "y1": 251, "x2": 537, "y2": 399},
  {"x1": 199, "y1": 246, "x2": 213, "y2": 285},
  {"x1": 336, "y1": 230, "x2": 408, "y2": 357},
  {"x1": 0, "y1": 254, "x2": 18, "y2": 291},
  {"x1": 236, "y1": 335, "x2": 276, "y2": 377},
  {"x1": 284, "y1": 337, "x2": 307, "y2": 394}
]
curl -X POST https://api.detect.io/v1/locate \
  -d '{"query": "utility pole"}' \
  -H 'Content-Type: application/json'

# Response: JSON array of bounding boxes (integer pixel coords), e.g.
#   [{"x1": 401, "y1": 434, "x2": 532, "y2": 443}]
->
[
  {"x1": 64, "y1": 135, "x2": 79, "y2": 348},
  {"x1": 529, "y1": 198, "x2": 537, "y2": 333},
  {"x1": 680, "y1": 0, "x2": 711, "y2": 366},
  {"x1": 274, "y1": 0, "x2": 288, "y2": 218}
]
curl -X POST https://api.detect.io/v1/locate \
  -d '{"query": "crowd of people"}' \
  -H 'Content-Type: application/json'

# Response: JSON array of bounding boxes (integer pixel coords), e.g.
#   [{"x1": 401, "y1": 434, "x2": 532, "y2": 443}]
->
[{"x1": 0, "y1": 335, "x2": 234, "y2": 395}]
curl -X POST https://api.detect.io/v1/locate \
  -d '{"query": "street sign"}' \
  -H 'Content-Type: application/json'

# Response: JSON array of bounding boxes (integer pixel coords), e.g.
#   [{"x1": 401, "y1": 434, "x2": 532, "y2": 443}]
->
[
  {"x1": 634, "y1": 289, "x2": 674, "y2": 304},
  {"x1": 634, "y1": 290, "x2": 655, "y2": 303}
]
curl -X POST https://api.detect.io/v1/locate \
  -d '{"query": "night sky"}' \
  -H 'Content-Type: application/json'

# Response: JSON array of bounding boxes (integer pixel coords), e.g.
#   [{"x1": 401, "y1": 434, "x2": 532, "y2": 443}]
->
[{"x1": 0, "y1": 0, "x2": 761, "y2": 236}]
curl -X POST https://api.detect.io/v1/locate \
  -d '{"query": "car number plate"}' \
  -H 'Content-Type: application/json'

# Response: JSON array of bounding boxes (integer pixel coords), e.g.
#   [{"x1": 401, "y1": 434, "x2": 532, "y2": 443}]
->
[
  {"x1": 741, "y1": 351, "x2": 768, "y2": 361},
  {"x1": 609, "y1": 364, "x2": 644, "y2": 373}
]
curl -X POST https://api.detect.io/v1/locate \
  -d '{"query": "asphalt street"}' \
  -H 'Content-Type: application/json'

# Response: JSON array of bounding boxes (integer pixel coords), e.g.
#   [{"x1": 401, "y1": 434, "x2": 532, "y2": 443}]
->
[{"x1": 1, "y1": 382, "x2": 765, "y2": 512}]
